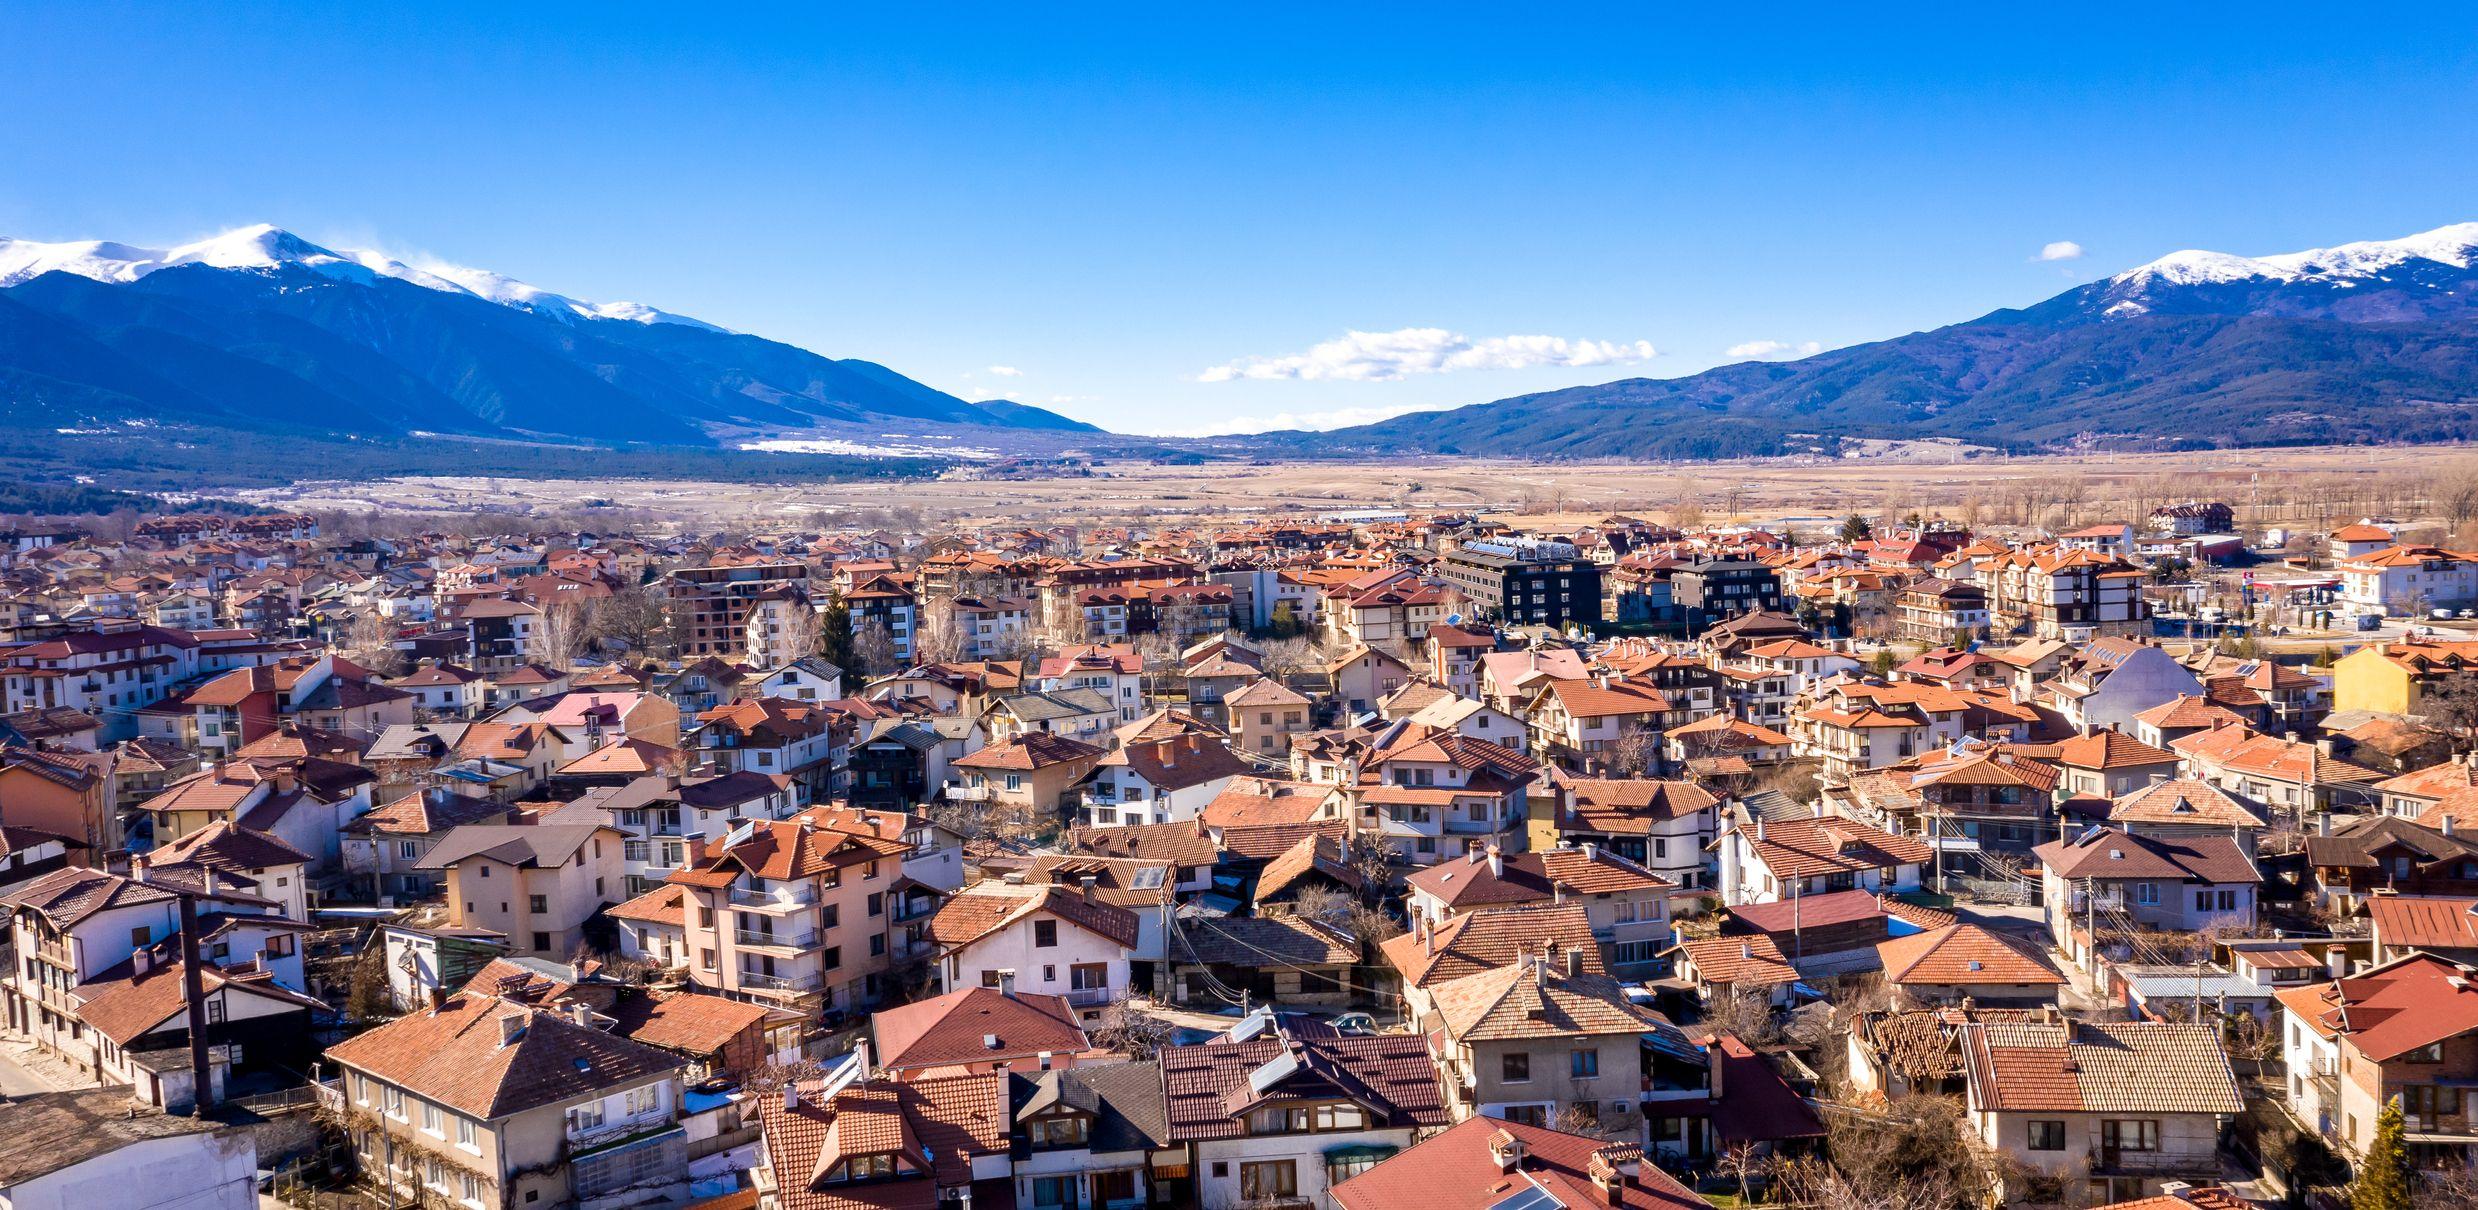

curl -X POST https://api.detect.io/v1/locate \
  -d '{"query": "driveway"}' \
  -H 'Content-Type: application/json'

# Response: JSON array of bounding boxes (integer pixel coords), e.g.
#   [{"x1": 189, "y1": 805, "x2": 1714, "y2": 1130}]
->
[{"x1": 0, "y1": 1043, "x2": 56, "y2": 1098}]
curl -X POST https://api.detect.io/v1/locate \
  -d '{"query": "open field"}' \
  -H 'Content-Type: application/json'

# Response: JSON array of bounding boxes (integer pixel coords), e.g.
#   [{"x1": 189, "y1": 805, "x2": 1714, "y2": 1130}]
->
[{"x1": 234, "y1": 443, "x2": 2472, "y2": 534}]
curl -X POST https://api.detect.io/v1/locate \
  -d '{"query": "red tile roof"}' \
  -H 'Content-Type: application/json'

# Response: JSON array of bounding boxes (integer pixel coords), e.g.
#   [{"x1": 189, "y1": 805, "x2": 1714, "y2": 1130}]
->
[
  {"x1": 1332, "y1": 1114, "x2": 1709, "y2": 1210},
  {"x1": 870, "y1": 987, "x2": 1092, "y2": 1071}
]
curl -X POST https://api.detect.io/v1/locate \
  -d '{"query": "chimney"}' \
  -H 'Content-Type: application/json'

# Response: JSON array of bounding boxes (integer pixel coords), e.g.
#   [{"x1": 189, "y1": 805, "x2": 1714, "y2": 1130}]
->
[
  {"x1": 2448, "y1": 815, "x2": 2458, "y2": 839},
  {"x1": 1564, "y1": 946, "x2": 1586, "y2": 979},
  {"x1": 1582, "y1": 841, "x2": 1598, "y2": 863},
  {"x1": 1080, "y1": 874, "x2": 1099, "y2": 902},
  {"x1": 984, "y1": 1032, "x2": 1001, "y2": 1050},
  {"x1": 428, "y1": 985, "x2": 449, "y2": 1013},
  {"x1": 133, "y1": 948, "x2": 152, "y2": 975},
  {"x1": 1467, "y1": 847, "x2": 1484, "y2": 866},
  {"x1": 1487, "y1": 846, "x2": 1504, "y2": 878},
  {"x1": 1489, "y1": 1129, "x2": 1528, "y2": 1174},
  {"x1": 570, "y1": 1001, "x2": 595, "y2": 1029},
  {"x1": 496, "y1": 1012, "x2": 527, "y2": 1047},
  {"x1": 783, "y1": 1083, "x2": 800, "y2": 1112},
  {"x1": 1755, "y1": 817, "x2": 1767, "y2": 842},
  {"x1": 1534, "y1": 950, "x2": 1549, "y2": 989},
  {"x1": 2327, "y1": 946, "x2": 2348, "y2": 980},
  {"x1": 999, "y1": 970, "x2": 1016, "y2": 997}
]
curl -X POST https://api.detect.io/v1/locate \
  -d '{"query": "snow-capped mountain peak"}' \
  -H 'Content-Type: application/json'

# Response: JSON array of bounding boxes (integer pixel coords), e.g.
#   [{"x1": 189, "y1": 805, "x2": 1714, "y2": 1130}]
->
[
  {"x1": 0, "y1": 224, "x2": 723, "y2": 331},
  {"x1": 2114, "y1": 221, "x2": 2478, "y2": 288}
]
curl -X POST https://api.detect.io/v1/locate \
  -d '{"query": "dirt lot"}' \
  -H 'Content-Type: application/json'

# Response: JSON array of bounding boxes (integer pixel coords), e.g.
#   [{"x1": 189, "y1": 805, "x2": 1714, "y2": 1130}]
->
[{"x1": 234, "y1": 443, "x2": 2466, "y2": 532}]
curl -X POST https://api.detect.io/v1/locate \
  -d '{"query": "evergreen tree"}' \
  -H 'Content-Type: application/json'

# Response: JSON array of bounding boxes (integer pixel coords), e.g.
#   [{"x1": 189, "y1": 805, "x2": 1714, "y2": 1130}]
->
[
  {"x1": 815, "y1": 596, "x2": 856, "y2": 674},
  {"x1": 1838, "y1": 513, "x2": 1873, "y2": 543},
  {"x1": 2352, "y1": 1100, "x2": 2415, "y2": 1210}
]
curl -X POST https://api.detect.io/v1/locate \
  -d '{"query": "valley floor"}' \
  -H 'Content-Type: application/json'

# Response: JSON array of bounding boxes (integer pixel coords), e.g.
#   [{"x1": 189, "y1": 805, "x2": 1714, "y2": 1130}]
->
[{"x1": 232, "y1": 441, "x2": 2467, "y2": 529}]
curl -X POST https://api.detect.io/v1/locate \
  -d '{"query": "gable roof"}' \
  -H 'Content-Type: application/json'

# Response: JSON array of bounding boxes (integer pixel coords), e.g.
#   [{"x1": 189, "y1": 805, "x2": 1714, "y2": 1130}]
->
[
  {"x1": 322, "y1": 990, "x2": 684, "y2": 1119},
  {"x1": 871, "y1": 986, "x2": 1092, "y2": 1070},
  {"x1": 1332, "y1": 1114, "x2": 1710, "y2": 1210},
  {"x1": 1960, "y1": 1019, "x2": 2244, "y2": 1115},
  {"x1": 1876, "y1": 923, "x2": 2065, "y2": 987},
  {"x1": 1380, "y1": 904, "x2": 1603, "y2": 989}
]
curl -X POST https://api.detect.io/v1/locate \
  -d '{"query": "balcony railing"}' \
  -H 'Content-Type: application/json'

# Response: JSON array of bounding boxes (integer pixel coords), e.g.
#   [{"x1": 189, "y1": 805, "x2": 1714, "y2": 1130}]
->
[
  {"x1": 729, "y1": 885, "x2": 816, "y2": 911},
  {"x1": 944, "y1": 784, "x2": 996, "y2": 803},
  {"x1": 733, "y1": 928, "x2": 817, "y2": 950},
  {"x1": 1064, "y1": 986, "x2": 1113, "y2": 1007},
  {"x1": 737, "y1": 969, "x2": 824, "y2": 994}
]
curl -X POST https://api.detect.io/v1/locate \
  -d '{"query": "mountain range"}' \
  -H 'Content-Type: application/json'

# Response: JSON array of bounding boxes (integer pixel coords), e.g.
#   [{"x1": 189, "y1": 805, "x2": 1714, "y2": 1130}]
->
[
  {"x1": 0, "y1": 225, "x2": 1095, "y2": 453},
  {"x1": 1287, "y1": 222, "x2": 2478, "y2": 459},
  {"x1": 6, "y1": 221, "x2": 2478, "y2": 480}
]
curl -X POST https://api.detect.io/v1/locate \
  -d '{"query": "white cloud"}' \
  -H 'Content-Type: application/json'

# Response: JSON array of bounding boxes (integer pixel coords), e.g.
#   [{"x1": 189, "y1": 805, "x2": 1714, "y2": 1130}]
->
[
  {"x1": 986, "y1": 365, "x2": 1024, "y2": 377},
  {"x1": 1725, "y1": 339, "x2": 1823, "y2": 360},
  {"x1": 1199, "y1": 327, "x2": 1656, "y2": 383},
  {"x1": 2038, "y1": 240, "x2": 2085, "y2": 262},
  {"x1": 1142, "y1": 402, "x2": 1459, "y2": 438}
]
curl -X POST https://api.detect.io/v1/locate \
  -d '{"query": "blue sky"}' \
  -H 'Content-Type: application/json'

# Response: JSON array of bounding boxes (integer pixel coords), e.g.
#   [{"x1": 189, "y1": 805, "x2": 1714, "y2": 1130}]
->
[{"x1": 8, "y1": 4, "x2": 2476, "y2": 436}]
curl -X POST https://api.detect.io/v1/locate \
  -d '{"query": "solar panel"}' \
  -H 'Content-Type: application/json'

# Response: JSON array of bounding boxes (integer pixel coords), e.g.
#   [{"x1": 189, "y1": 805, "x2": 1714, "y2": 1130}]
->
[
  {"x1": 1228, "y1": 1007, "x2": 1276, "y2": 1042},
  {"x1": 1247, "y1": 1050, "x2": 1301, "y2": 1095},
  {"x1": 1486, "y1": 1182, "x2": 1564, "y2": 1210}
]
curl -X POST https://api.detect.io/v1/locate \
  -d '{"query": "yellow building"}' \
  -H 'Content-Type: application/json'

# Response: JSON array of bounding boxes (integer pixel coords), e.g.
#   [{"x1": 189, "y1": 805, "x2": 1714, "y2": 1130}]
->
[{"x1": 2330, "y1": 639, "x2": 2478, "y2": 716}]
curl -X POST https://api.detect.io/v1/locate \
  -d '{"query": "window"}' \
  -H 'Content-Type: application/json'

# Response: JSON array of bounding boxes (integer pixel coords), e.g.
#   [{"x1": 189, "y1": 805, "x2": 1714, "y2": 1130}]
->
[
  {"x1": 1034, "y1": 919, "x2": 1059, "y2": 948},
  {"x1": 1501, "y1": 1052, "x2": 1531, "y2": 1082},
  {"x1": 625, "y1": 1083, "x2": 660, "y2": 1116},
  {"x1": 1028, "y1": 1115, "x2": 1088, "y2": 1147},
  {"x1": 2028, "y1": 1120, "x2": 2066, "y2": 1151},
  {"x1": 1239, "y1": 1161, "x2": 1298, "y2": 1201},
  {"x1": 1571, "y1": 1049, "x2": 1600, "y2": 1078},
  {"x1": 532, "y1": 932, "x2": 551, "y2": 951},
  {"x1": 423, "y1": 1103, "x2": 443, "y2": 1136},
  {"x1": 821, "y1": 904, "x2": 841, "y2": 929},
  {"x1": 529, "y1": 895, "x2": 548, "y2": 914},
  {"x1": 399, "y1": 841, "x2": 420, "y2": 860},
  {"x1": 2101, "y1": 1119, "x2": 2159, "y2": 1152},
  {"x1": 1031, "y1": 1176, "x2": 1078, "y2": 1208},
  {"x1": 384, "y1": 1087, "x2": 406, "y2": 1120},
  {"x1": 822, "y1": 946, "x2": 841, "y2": 970},
  {"x1": 569, "y1": 1100, "x2": 608, "y2": 1134},
  {"x1": 130, "y1": 926, "x2": 150, "y2": 947},
  {"x1": 868, "y1": 892, "x2": 884, "y2": 917},
  {"x1": 457, "y1": 1116, "x2": 477, "y2": 1150}
]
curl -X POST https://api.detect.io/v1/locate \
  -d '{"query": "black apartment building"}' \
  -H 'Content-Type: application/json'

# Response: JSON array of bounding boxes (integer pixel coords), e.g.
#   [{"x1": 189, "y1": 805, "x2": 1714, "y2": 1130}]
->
[{"x1": 1436, "y1": 539, "x2": 1604, "y2": 629}]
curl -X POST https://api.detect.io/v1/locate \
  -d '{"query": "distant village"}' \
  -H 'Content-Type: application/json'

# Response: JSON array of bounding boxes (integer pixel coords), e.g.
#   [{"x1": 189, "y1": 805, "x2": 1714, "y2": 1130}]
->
[{"x1": 3, "y1": 497, "x2": 2477, "y2": 1210}]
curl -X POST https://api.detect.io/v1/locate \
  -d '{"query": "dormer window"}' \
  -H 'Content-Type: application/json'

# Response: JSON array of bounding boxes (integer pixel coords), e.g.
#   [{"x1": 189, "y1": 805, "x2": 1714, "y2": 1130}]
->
[{"x1": 1027, "y1": 1114, "x2": 1089, "y2": 1147}]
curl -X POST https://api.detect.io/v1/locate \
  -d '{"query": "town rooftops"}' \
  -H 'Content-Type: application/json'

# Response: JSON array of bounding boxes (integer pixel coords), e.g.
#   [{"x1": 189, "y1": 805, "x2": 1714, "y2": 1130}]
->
[
  {"x1": 2108, "y1": 779, "x2": 2267, "y2": 830},
  {"x1": 1876, "y1": 923, "x2": 2066, "y2": 988},
  {"x1": 415, "y1": 823, "x2": 621, "y2": 870},
  {"x1": 1159, "y1": 1019, "x2": 1446, "y2": 1141},
  {"x1": 1380, "y1": 903, "x2": 1603, "y2": 989},
  {"x1": 0, "y1": 1088, "x2": 226, "y2": 1188}
]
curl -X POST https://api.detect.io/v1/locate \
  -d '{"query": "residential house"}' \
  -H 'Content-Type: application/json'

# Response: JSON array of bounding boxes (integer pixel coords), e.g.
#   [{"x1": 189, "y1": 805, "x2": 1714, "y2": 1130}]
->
[
  {"x1": 1958, "y1": 1019, "x2": 2243, "y2": 1204},
  {"x1": 1159, "y1": 1010, "x2": 1451, "y2": 1210},
  {"x1": 321, "y1": 989, "x2": 690, "y2": 1209},
  {"x1": 665, "y1": 814, "x2": 914, "y2": 1014},
  {"x1": 870, "y1": 985, "x2": 1110, "y2": 1080},
  {"x1": 928, "y1": 882, "x2": 1141, "y2": 1019},
  {"x1": 1330, "y1": 1113, "x2": 1712, "y2": 1210},
  {"x1": 1423, "y1": 949, "x2": 1662, "y2": 1135},
  {"x1": 420, "y1": 823, "x2": 627, "y2": 958}
]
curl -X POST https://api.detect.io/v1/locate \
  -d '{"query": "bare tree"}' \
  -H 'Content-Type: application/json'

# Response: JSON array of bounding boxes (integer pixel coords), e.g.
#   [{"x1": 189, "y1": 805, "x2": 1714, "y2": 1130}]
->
[
  {"x1": 1602, "y1": 723, "x2": 1662, "y2": 777},
  {"x1": 852, "y1": 616, "x2": 900, "y2": 676},
  {"x1": 1701, "y1": 986, "x2": 1782, "y2": 1047},
  {"x1": 534, "y1": 600, "x2": 589, "y2": 671},
  {"x1": 590, "y1": 580, "x2": 670, "y2": 657},
  {"x1": 342, "y1": 609, "x2": 403, "y2": 677}
]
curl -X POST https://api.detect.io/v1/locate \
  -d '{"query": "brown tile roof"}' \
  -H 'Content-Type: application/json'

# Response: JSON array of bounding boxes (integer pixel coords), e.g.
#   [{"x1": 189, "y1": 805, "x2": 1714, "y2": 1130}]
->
[
  {"x1": 1332, "y1": 1114, "x2": 1709, "y2": 1210},
  {"x1": 2302, "y1": 952, "x2": 2478, "y2": 1062},
  {"x1": 1875, "y1": 923, "x2": 2065, "y2": 988},
  {"x1": 1740, "y1": 814, "x2": 1932, "y2": 880},
  {"x1": 1671, "y1": 934, "x2": 1799, "y2": 988},
  {"x1": 74, "y1": 958, "x2": 322, "y2": 1045},
  {"x1": 756, "y1": 1074, "x2": 1008, "y2": 1210},
  {"x1": 953, "y1": 731, "x2": 1104, "y2": 771},
  {"x1": 1959, "y1": 1020, "x2": 2242, "y2": 1115},
  {"x1": 2032, "y1": 827, "x2": 2260, "y2": 885},
  {"x1": 1068, "y1": 818, "x2": 1219, "y2": 867},
  {"x1": 1253, "y1": 833, "x2": 1364, "y2": 903},
  {"x1": 870, "y1": 987, "x2": 1092, "y2": 1070},
  {"x1": 1428, "y1": 958, "x2": 1664, "y2": 1042},
  {"x1": 349, "y1": 789, "x2": 513, "y2": 836},
  {"x1": 1200, "y1": 777, "x2": 1331, "y2": 828},
  {"x1": 1160, "y1": 1027, "x2": 1447, "y2": 1141},
  {"x1": 1380, "y1": 904, "x2": 1602, "y2": 989},
  {"x1": 607, "y1": 989, "x2": 772, "y2": 1058},
  {"x1": 925, "y1": 882, "x2": 1141, "y2": 952},
  {"x1": 139, "y1": 819, "x2": 312, "y2": 874},
  {"x1": 0, "y1": 866, "x2": 176, "y2": 928},
  {"x1": 1097, "y1": 734, "x2": 1250, "y2": 791},
  {"x1": 322, "y1": 990, "x2": 685, "y2": 1120},
  {"x1": 1219, "y1": 820, "x2": 1349, "y2": 862},
  {"x1": 608, "y1": 883, "x2": 686, "y2": 926},
  {"x1": 2108, "y1": 778, "x2": 2267, "y2": 830},
  {"x1": 1559, "y1": 778, "x2": 1719, "y2": 832}
]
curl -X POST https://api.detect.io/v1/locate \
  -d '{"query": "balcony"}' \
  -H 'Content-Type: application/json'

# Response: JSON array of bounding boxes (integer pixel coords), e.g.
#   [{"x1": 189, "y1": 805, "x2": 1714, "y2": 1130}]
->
[
  {"x1": 736, "y1": 969, "x2": 824, "y2": 995},
  {"x1": 729, "y1": 885, "x2": 815, "y2": 912},
  {"x1": 944, "y1": 784, "x2": 996, "y2": 803},
  {"x1": 733, "y1": 928, "x2": 817, "y2": 950},
  {"x1": 1064, "y1": 986, "x2": 1114, "y2": 1008},
  {"x1": 1444, "y1": 816, "x2": 1509, "y2": 835}
]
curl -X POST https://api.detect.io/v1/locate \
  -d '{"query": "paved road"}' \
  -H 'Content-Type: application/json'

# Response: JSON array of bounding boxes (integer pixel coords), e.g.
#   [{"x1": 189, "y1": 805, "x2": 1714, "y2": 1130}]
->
[{"x1": 0, "y1": 1044, "x2": 55, "y2": 1098}]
